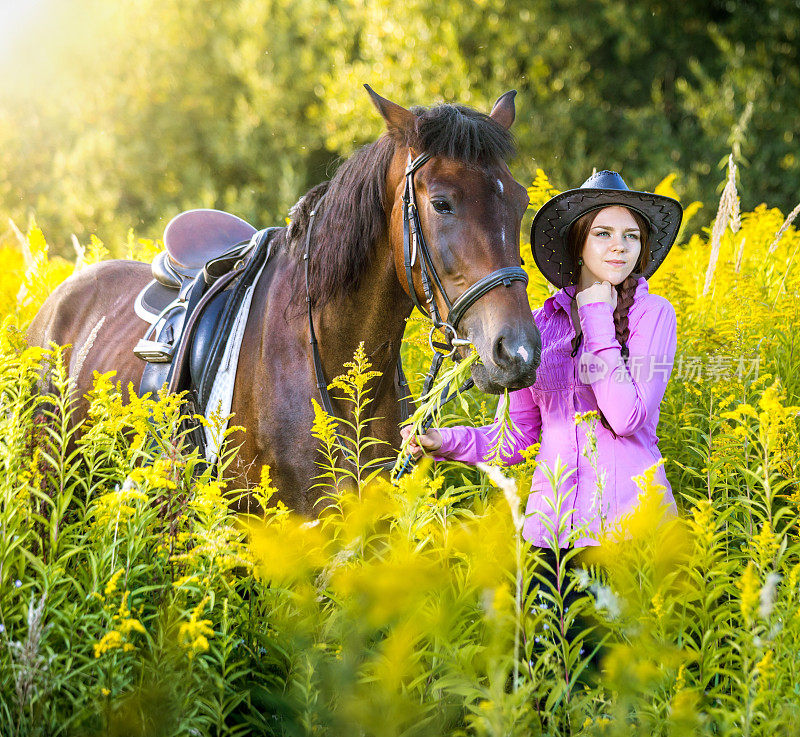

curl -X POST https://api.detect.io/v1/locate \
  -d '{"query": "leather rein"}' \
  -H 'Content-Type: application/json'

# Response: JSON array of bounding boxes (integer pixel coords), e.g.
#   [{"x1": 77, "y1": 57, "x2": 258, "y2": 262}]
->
[{"x1": 305, "y1": 150, "x2": 528, "y2": 477}]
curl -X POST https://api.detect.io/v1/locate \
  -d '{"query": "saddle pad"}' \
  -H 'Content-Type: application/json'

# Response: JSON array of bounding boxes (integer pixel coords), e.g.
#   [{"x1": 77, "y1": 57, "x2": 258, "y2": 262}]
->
[
  {"x1": 202, "y1": 254, "x2": 270, "y2": 464},
  {"x1": 135, "y1": 280, "x2": 178, "y2": 324}
]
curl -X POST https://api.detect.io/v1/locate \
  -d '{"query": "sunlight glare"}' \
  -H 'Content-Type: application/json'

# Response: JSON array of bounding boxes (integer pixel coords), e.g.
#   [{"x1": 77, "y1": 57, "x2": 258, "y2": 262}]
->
[{"x1": 0, "y1": 0, "x2": 48, "y2": 62}]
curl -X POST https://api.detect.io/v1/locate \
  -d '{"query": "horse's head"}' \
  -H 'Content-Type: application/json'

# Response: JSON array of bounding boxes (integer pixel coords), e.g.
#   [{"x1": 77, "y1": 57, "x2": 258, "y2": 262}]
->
[{"x1": 366, "y1": 86, "x2": 541, "y2": 394}]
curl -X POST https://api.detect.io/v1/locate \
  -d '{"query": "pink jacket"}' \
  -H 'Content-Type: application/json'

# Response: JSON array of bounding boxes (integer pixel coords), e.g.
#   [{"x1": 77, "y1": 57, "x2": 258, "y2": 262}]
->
[{"x1": 436, "y1": 277, "x2": 678, "y2": 548}]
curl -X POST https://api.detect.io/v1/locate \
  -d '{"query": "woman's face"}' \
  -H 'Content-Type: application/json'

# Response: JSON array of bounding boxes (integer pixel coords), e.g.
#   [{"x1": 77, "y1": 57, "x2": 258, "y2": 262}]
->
[{"x1": 579, "y1": 206, "x2": 642, "y2": 287}]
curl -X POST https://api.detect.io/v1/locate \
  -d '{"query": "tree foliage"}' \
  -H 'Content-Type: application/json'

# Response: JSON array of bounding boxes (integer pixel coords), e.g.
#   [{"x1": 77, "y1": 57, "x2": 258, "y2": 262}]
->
[{"x1": 0, "y1": 0, "x2": 798, "y2": 253}]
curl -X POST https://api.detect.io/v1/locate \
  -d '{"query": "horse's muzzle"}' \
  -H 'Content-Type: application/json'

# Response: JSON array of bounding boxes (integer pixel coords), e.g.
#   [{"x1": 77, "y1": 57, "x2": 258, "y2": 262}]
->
[{"x1": 469, "y1": 322, "x2": 541, "y2": 393}]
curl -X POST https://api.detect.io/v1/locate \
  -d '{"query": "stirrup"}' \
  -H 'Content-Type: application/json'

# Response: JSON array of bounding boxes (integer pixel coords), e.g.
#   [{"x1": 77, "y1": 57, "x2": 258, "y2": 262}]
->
[{"x1": 133, "y1": 338, "x2": 175, "y2": 363}]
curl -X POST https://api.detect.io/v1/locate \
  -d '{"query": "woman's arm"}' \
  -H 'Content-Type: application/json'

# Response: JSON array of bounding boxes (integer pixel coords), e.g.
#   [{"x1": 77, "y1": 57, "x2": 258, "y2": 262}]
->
[
  {"x1": 577, "y1": 297, "x2": 677, "y2": 436},
  {"x1": 434, "y1": 388, "x2": 543, "y2": 465}
]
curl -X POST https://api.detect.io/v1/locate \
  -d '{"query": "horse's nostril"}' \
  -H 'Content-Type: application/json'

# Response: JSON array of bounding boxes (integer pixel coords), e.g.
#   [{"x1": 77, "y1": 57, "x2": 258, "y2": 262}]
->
[
  {"x1": 492, "y1": 330, "x2": 540, "y2": 372},
  {"x1": 493, "y1": 334, "x2": 513, "y2": 367}
]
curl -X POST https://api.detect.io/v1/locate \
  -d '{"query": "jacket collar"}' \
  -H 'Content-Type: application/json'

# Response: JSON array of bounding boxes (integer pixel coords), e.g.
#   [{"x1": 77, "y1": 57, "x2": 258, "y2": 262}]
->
[{"x1": 542, "y1": 276, "x2": 649, "y2": 317}]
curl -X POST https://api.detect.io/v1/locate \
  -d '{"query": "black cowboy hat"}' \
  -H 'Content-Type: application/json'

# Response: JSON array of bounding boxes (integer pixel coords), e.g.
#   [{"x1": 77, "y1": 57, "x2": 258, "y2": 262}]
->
[{"x1": 530, "y1": 170, "x2": 683, "y2": 289}]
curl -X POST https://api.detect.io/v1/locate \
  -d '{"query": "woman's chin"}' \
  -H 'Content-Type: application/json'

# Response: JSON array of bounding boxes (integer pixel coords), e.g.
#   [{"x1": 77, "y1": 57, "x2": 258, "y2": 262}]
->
[
  {"x1": 609, "y1": 268, "x2": 636, "y2": 285},
  {"x1": 595, "y1": 274, "x2": 624, "y2": 287}
]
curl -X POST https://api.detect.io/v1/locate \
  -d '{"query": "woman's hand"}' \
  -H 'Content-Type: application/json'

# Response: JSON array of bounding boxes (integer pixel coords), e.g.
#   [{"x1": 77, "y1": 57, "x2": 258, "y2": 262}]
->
[
  {"x1": 400, "y1": 425, "x2": 443, "y2": 458},
  {"x1": 576, "y1": 280, "x2": 618, "y2": 311}
]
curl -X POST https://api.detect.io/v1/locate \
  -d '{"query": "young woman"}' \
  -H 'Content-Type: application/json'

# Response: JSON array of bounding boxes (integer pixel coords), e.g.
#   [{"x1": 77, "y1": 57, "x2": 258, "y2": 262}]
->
[{"x1": 401, "y1": 169, "x2": 683, "y2": 616}]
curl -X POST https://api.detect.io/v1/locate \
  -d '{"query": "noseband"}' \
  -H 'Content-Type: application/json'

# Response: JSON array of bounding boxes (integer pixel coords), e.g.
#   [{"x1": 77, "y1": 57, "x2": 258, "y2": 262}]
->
[{"x1": 402, "y1": 152, "x2": 528, "y2": 356}]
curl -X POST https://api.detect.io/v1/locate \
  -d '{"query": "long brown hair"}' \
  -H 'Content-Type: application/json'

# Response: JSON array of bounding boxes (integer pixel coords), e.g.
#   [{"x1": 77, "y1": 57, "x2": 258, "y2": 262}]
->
[{"x1": 565, "y1": 207, "x2": 652, "y2": 439}]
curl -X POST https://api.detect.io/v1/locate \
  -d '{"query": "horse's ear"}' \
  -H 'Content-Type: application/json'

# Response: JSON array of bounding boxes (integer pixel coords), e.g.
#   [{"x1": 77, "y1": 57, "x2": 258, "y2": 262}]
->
[
  {"x1": 489, "y1": 90, "x2": 517, "y2": 130},
  {"x1": 364, "y1": 84, "x2": 416, "y2": 136}
]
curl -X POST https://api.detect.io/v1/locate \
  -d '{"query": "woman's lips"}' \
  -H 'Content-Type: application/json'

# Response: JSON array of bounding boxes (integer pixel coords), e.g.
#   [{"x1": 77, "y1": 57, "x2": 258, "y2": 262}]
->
[{"x1": 606, "y1": 260, "x2": 626, "y2": 267}]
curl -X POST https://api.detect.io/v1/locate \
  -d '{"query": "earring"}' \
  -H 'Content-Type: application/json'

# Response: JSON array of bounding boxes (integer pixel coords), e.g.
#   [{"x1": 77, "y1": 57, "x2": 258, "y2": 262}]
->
[{"x1": 577, "y1": 257, "x2": 583, "y2": 266}]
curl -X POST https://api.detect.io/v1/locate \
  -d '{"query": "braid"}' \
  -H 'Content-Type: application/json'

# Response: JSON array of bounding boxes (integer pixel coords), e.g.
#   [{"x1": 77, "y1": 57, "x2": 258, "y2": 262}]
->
[
  {"x1": 570, "y1": 328, "x2": 582, "y2": 356},
  {"x1": 614, "y1": 274, "x2": 638, "y2": 359},
  {"x1": 597, "y1": 273, "x2": 640, "y2": 438}
]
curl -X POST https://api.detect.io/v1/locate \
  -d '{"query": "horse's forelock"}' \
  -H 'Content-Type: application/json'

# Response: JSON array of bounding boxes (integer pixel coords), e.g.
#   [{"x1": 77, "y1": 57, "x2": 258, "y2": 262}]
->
[{"x1": 410, "y1": 103, "x2": 516, "y2": 162}]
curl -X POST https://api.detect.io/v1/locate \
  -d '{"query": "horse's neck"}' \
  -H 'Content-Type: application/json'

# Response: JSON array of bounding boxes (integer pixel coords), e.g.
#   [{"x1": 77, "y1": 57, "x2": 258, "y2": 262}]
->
[{"x1": 315, "y1": 237, "x2": 411, "y2": 405}]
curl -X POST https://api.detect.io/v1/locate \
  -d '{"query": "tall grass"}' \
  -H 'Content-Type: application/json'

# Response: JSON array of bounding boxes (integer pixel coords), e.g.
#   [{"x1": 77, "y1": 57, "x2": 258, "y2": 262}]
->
[{"x1": 0, "y1": 166, "x2": 799, "y2": 735}]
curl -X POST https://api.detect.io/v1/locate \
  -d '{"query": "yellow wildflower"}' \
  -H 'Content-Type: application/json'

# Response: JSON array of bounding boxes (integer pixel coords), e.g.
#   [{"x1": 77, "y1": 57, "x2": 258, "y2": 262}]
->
[
  {"x1": 327, "y1": 342, "x2": 381, "y2": 398},
  {"x1": 190, "y1": 479, "x2": 227, "y2": 516},
  {"x1": 651, "y1": 590, "x2": 665, "y2": 620},
  {"x1": 129, "y1": 458, "x2": 178, "y2": 490},
  {"x1": 675, "y1": 663, "x2": 686, "y2": 692},
  {"x1": 574, "y1": 410, "x2": 600, "y2": 425},
  {"x1": 116, "y1": 592, "x2": 146, "y2": 637},
  {"x1": 787, "y1": 562, "x2": 800, "y2": 597},
  {"x1": 91, "y1": 487, "x2": 148, "y2": 530},
  {"x1": 690, "y1": 500, "x2": 716, "y2": 552},
  {"x1": 104, "y1": 568, "x2": 125, "y2": 598},
  {"x1": 752, "y1": 520, "x2": 779, "y2": 568},
  {"x1": 310, "y1": 399, "x2": 339, "y2": 446},
  {"x1": 527, "y1": 169, "x2": 560, "y2": 212},
  {"x1": 173, "y1": 574, "x2": 199, "y2": 589},
  {"x1": 94, "y1": 587, "x2": 146, "y2": 657},
  {"x1": 739, "y1": 562, "x2": 760, "y2": 625},
  {"x1": 757, "y1": 649, "x2": 774, "y2": 692},
  {"x1": 94, "y1": 630, "x2": 124, "y2": 658},
  {"x1": 178, "y1": 597, "x2": 215, "y2": 659}
]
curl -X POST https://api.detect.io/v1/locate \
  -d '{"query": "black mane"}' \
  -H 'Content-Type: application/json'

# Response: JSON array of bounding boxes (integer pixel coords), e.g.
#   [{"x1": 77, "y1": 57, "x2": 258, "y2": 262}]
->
[{"x1": 287, "y1": 102, "x2": 516, "y2": 308}]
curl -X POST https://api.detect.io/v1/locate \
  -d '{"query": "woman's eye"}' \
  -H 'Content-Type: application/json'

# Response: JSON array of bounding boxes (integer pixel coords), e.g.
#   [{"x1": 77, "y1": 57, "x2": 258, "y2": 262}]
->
[
  {"x1": 431, "y1": 199, "x2": 453, "y2": 214},
  {"x1": 626, "y1": 232, "x2": 640, "y2": 240}
]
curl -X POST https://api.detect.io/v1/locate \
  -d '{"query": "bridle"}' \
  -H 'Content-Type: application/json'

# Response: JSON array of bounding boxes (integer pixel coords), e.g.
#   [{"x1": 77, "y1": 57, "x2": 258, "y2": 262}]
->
[
  {"x1": 402, "y1": 152, "x2": 528, "y2": 358},
  {"x1": 305, "y1": 150, "x2": 529, "y2": 478}
]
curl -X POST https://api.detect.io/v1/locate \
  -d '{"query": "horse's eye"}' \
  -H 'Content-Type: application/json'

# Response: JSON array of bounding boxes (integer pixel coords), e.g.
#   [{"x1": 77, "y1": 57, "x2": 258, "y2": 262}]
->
[{"x1": 431, "y1": 199, "x2": 453, "y2": 214}]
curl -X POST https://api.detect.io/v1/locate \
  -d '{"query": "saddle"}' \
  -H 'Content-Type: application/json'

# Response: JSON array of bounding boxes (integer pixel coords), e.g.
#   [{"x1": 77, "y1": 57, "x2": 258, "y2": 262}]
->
[{"x1": 133, "y1": 209, "x2": 278, "y2": 454}]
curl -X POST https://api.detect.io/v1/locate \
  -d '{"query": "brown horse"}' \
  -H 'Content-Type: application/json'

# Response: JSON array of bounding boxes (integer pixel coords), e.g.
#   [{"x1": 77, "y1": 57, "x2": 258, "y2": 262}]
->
[{"x1": 27, "y1": 87, "x2": 541, "y2": 514}]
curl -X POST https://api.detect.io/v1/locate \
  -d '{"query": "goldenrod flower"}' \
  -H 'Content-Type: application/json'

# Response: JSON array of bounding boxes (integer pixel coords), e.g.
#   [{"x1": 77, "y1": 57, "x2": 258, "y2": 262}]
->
[
  {"x1": 752, "y1": 520, "x2": 779, "y2": 568},
  {"x1": 91, "y1": 486, "x2": 148, "y2": 530},
  {"x1": 527, "y1": 169, "x2": 560, "y2": 212},
  {"x1": 104, "y1": 568, "x2": 125, "y2": 598},
  {"x1": 327, "y1": 342, "x2": 381, "y2": 398},
  {"x1": 93, "y1": 630, "x2": 124, "y2": 658},
  {"x1": 310, "y1": 399, "x2": 339, "y2": 447},
  {"x1": 675, "y1": 663, "x2": 687, "y2": 692},
  {"x1": 178, "y1": 597, "x2": 215, "y2": 659},
  {"x1": 651, "y1": 590, "x2": 665, "y2": 620},
  {"x1": 691, "y1": 500, "x2": 716, "y2": 552},
  {"x1": 757, "y1": 649, "x2": 774, "y2": 692},
  {"x1": 739, "y1": 562, "x2": 760, "y2": 625}
]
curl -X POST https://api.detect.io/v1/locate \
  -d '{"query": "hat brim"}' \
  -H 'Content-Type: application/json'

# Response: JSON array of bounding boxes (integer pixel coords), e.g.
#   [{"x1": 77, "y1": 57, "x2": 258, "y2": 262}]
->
[{"x1": 530, "y1": 188, "x2": 683, "y2": 289}]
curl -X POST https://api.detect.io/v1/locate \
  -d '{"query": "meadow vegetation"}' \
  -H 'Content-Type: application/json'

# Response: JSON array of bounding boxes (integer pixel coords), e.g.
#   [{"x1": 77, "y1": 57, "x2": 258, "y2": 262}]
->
[{"x1": 1, "y1": 166, "x2": 799, "y2": 735}]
